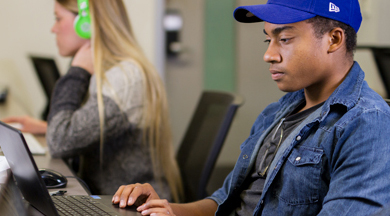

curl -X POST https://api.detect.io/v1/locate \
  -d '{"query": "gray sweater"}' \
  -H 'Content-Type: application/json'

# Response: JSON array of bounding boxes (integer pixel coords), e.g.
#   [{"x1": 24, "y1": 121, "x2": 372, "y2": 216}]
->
[{"x1": 47, "y1": 61, "x2": 170, "y2": 197}]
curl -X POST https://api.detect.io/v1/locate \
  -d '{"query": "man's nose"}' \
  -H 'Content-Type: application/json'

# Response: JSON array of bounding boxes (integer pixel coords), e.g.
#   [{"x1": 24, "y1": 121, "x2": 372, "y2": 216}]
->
[{"x1": 263, "y1": 43, "x2": 281, "y2": 63}]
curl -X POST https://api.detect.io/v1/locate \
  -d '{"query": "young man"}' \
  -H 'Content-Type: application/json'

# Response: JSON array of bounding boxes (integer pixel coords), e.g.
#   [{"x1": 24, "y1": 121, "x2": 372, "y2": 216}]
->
[{"x1": 112, "y1": 0, "x2": 390, "y2": 215}]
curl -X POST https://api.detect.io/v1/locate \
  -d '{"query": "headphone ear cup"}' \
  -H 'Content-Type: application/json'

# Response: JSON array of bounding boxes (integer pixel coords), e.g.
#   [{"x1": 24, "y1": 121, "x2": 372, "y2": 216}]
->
[{"x1": 74, "y1": 14, "x2": 91, "y2": 39}]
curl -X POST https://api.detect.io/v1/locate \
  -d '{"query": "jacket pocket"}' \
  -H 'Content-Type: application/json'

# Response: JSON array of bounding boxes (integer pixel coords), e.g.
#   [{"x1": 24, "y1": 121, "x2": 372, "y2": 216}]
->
[{"x1": 273, "y1": 146, "x2": 324, "y2": 205}]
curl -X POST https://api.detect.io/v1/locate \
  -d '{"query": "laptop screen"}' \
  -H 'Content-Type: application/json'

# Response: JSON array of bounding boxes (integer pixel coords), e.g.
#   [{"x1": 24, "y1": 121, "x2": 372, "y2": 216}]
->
[
  {"x1": 29, "y1": 56, "x2": 61, "y2": 100},
  {"x1": 0, "y1": 122, "x2": 58, "y2": 216}
]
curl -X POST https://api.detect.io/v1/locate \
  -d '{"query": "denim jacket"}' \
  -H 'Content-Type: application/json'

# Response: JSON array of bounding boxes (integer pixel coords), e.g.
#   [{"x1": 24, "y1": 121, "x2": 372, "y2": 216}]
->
[{"x1": 208, "y1": 62, "x2": 390, "y2": 216}]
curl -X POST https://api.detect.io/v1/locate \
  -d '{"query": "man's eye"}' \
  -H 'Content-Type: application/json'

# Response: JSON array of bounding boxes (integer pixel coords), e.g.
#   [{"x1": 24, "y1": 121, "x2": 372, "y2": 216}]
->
[
  {"x1": 264, "y1": 39, "x2": 271, "y2": 44},
  {"x1": 280, "y1": 38, "x2": 291, "y2": 43}
]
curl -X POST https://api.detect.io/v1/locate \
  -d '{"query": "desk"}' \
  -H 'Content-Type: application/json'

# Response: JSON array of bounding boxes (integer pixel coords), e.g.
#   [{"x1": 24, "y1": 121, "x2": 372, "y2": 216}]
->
[
  {"x1": 33, "y1": 136, "x2": 89, "y2": 196},
  {"x1": 0, "y1": 97, "x2": 88, "y2": 196},
  {"x1": 34, "y1": 155, "x2": 89, "y2": 196}
]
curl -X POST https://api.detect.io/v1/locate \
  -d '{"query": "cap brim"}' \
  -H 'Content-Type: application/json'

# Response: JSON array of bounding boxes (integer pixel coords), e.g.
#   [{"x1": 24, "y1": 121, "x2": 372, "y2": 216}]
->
[{"x1": 234, "y1": 4, "x2": 316, "y2": 24}]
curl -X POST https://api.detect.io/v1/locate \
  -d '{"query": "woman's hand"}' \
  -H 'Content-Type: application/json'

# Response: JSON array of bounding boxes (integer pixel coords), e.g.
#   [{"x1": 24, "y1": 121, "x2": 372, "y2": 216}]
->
[
  {"x1": 2, "y1": 116, "x2": 47, "y2": 134},
  {"x1": 71, "y1": 41, "x2": 94, "y2": 74},
  {"x1": 112, "y1": 183, "x2": 176, "y2": 215}
]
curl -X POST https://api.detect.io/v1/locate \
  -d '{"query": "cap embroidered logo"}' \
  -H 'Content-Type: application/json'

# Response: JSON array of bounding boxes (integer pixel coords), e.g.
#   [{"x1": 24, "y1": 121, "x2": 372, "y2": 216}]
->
[{"x1": 329, "y1": 2, "x2": 340, "y2": 13}]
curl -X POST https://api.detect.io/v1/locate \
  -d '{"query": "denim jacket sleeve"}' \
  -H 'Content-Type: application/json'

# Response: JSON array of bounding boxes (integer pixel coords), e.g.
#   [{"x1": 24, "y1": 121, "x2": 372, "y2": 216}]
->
[{"x1": 318, "y1": 108, "x2": 390, "y2": 216}]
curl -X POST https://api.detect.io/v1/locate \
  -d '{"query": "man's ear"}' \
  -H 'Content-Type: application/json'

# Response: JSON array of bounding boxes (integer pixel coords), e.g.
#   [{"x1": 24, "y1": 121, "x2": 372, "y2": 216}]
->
[{"x1": 327, "y1": 27, "x2": 345, "y2": 53}]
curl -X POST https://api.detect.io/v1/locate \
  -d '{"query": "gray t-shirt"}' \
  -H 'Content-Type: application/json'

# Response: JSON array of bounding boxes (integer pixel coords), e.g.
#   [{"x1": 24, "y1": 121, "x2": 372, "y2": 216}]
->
[{"x1": 235, "y1": 101, "x2": 324, "y2": 215}]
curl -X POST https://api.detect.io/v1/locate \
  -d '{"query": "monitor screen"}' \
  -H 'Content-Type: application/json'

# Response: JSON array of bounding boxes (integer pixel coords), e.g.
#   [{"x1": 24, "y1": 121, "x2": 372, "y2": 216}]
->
[{"x1": 30, "y1": 56, "x2": 61, "y2": 99}]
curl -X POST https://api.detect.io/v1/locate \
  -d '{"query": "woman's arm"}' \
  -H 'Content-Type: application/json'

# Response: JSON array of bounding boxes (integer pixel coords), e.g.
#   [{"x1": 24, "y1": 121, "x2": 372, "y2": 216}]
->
[
  {"x1": 2, "y1": 116, "x2": 47, "y2": 134},
  {"x1": 46, "y1": 66, "x2": 94, "y2": 157},
  {"x1": 47, "y1": 61, "x2": 143, "y2": 159},
  {"x1": 46, "y1": 66, "x2": 132, "y2": 158}
]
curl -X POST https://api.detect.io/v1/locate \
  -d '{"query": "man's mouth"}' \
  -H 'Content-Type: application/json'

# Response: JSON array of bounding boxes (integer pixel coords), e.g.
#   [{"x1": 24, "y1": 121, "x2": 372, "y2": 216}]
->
[{"x1": 270, "y1": 70, "x2": 285, "y2": 81}]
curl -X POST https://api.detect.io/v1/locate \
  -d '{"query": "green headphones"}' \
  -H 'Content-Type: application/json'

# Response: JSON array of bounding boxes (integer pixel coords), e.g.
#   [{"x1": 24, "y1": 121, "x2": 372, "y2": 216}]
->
[{"x1": 74, "y1": 0, "x2": 91, "y2": 39}]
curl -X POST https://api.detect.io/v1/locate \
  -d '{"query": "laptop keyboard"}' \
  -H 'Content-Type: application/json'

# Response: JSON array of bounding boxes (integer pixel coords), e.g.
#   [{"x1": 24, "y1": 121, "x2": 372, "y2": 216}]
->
[{"x1": 52, "y1": 195, "x2": 118, "y2": 216}]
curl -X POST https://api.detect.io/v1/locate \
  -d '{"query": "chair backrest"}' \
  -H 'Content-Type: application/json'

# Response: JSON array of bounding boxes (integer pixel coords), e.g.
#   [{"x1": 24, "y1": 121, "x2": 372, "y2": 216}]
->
[
  {"x1": 363, "y1": 47, "x2": 390, "y2": 97},
  {"x1": 176, "y1": 90, "x2": 244, "y2": 202},
  {"x1": 384, "y1": 99, "x2": 390, "y2": 107}
]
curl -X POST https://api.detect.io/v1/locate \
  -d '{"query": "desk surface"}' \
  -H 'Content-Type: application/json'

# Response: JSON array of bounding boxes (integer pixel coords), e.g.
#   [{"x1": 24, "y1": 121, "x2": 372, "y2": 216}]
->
[
  {"x1": 34, "y1": 155, "x2": 89, "y2": 196},
  {"x1": 33, "y1": 136, "x2": 89, "y2": 196},
  {"x1": 0, "y1": 97, "x2": 89, "y2": 196}
]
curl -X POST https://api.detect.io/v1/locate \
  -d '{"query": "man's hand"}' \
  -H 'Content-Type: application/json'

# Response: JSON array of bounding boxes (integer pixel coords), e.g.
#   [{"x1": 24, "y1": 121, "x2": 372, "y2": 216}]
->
[
  {"x1": 112, "y1": 183, "x2": 161, "y2": 208},
  {"x1": 137, "y1": 199, "x2": 176, "y2": 216},
  {"x1": 112, "y1": 183, "x2": 176, "y2": 215},
  {"x1": 71, "y1": 41, "x2": 94, "y2": 74},
  {"x1": 112, "y1": 183, "x2": 218, "y2": 216},
  {"x1": 2, "y1": 116, "x2": 47, "y2": 134}
]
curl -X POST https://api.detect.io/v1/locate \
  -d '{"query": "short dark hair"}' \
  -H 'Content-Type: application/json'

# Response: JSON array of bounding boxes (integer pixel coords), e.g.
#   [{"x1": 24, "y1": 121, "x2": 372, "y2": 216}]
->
[{"x1": 306, "y1": 16, "x2": 357, "y2": 57}]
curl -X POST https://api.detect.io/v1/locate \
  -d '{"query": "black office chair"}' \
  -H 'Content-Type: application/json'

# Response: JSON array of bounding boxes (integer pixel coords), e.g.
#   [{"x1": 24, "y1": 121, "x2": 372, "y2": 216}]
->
[
  {"x1": 176, "y1": 90, "x2": 244, "y2": 202},
  {"x1": 371, "y1": 48, "x2": 390, "y2": 97},
  {"x1": 357, "y1": 47, "x2": 390, "y2": 98},
  {"x1": 384, "y1": 99, "x2": 390, "y2": 107}
]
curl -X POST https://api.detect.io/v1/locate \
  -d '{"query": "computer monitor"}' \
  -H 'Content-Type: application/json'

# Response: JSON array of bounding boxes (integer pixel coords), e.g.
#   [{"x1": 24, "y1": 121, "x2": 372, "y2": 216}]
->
[{"x1": 29, "y1": 56, "x2": 61, "y2": 120}]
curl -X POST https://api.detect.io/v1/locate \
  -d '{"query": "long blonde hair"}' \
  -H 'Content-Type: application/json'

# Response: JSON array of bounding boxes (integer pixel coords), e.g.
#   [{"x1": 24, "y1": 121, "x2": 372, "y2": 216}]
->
[{"x1": 56, "y1": 0, "x2": 183, "y2": 202}]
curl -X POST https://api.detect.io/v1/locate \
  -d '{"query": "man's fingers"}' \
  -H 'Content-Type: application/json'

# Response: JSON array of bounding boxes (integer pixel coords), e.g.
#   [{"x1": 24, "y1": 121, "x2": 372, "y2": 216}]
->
[
  {"x1": 124, "y1": 184, "x2": 143, "y2": 206},
  {"x1": 112, "y1": 185, "x2": 126, "y2": 204},
  {"x1": 137, "y1": 199, "x2": 172, "y2": 212},
  {"x1": 137, "y1": 199, "x2": 175, "y2": 216},
  {"x1": 139, "y1": 199, "x2": 170, "y2": 209},
  {"x1": 112, "y1": 183, "x2": 160, "y2": 209},
  {"x1": 140, "y1": 207, "x2": 174, "y2": 216},
  {"x1": 129, "y1": 183, "x2": 158, "y2": 206},
  {"x1": 112, "y1": 184, "x2": 138, "y2": 207}
]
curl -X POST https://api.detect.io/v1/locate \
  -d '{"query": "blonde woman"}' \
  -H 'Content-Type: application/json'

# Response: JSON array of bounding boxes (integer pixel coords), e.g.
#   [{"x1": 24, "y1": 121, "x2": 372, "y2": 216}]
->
[{"x1": 40, "y1": 0, "x2": 182, "y2": 201}]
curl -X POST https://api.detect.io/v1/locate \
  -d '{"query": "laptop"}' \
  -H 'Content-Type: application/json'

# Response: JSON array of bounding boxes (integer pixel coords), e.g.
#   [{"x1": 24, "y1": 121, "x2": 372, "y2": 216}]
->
[{"x1": 0, "y1": 121, "x2": 140, "y2": 216}]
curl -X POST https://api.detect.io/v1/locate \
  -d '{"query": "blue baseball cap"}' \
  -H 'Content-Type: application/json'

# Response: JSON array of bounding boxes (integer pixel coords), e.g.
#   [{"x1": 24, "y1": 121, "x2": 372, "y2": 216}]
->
[{"x1": 234, "y1": 0, "x2": 362, "y2": 33}]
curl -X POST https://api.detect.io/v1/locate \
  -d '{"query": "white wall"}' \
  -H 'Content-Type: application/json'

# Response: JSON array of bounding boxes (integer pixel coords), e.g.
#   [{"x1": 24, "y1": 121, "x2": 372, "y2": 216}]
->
[
  {"x1": 358, "y1": 0, "x2": 390, "y2": 46},
  {"x1": 0, "y1": 1, "x2": 56, "y2": 117},
  {"x1": 124, "y1": 0, "x2": 165, "y2": 78},
  {"x1": 165, "y1": 0, "x2": 205, "y2": 149},
  {"x1": 0, "y1": 0, "x2": 163, "y2": 118}
]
